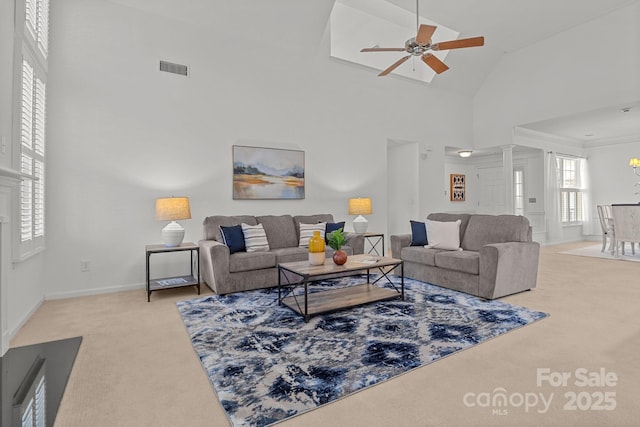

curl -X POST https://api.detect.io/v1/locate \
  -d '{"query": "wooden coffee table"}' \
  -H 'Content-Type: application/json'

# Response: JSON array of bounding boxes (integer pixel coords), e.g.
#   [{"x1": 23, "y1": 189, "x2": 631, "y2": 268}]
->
[{"x1": 277, "y1": 254, "x2": 404, "y2": 322}]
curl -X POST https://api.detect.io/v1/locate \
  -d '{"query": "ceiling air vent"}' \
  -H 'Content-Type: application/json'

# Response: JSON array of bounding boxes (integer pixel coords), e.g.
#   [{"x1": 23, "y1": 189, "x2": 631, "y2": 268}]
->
[{"x1": 159, "y1": 60, "x2": 188, "y2": 77}]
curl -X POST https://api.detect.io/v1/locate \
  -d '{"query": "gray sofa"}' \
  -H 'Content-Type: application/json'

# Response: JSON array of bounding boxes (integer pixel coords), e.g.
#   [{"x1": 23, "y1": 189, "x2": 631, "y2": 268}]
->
[
  {"x1": 199, "y1": 214, "x2": 365, "y2": 295},
  {"x1": 390, "y1": 213, "x2": 539, "y2": 299}
]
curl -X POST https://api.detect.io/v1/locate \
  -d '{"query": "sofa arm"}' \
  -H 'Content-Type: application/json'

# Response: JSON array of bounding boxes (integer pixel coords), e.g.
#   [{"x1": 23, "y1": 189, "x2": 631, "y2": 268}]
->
[
  {"x1": 198, "y1": 239, "x2": 230, "y2": 293},
  {"x1": 390, "y1": 234, "x2": 411, "y2": 258},
  {"x1": 345, "y1": 233, "x2": 365, "y2": 254},
  {"x1": 479, "y1": 241, "x2": 540, "y2": 299}
]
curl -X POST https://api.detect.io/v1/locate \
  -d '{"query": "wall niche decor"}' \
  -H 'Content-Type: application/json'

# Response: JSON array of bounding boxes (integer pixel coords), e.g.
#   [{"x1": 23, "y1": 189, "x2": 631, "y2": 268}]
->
[
  {"x1": 450, "y1": 174, "x2": 466, "y2": 201},
  {"x1": 232, "y1": 145, "x2": 305, "y2": 200}
]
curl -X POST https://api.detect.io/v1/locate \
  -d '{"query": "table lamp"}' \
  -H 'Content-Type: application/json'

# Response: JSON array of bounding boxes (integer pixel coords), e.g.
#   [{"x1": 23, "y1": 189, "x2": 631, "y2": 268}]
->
[
  {"x1": 348, "y1": 197, "x2": 372, "y2": 234},
  {"x1": 630, "y1": 158, "x2": 640, "y2": 176},
  {"x1": 156, "y1": 197, "x2": 191, "y2": 247}
]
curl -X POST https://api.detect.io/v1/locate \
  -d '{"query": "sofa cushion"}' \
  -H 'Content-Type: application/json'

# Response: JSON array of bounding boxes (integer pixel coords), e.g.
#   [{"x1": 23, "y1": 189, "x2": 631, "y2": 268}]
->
[
  {"x1": 293, "y1": 214, "x2": 335, "y2": 241},
  {"x1": 461, "y1": 215, "x2": 531, "y2": 251},
  {"x1": 241, "y1": 223, "x2": 270, "y2": 252},
  {"x1": 271, "y1": 247, "x2": 309, "y2": 264},
  {"x1": 298, "y1": 222, "x2": 326, "y2": 247},
  {"x1": 325, "y1": 221, "x2": 345, "y2": 242},
  {"x1": 219, "y1": 225, "x2": 246, "y2": 254},
  {"x1": 410, "y1": 220, "x2": 428, "y2": 246},
  {"x1": 425, "y1": 219, "x2": 462, "y2": 250},
  {"x1": 229, "y1": 251, "x2": 276, "y2": 273},
  {"x1": 203, "y1": 215, "x2": 257, "y2": 242},
  {"x1": 256, "y1": 215, "x2": 298, "y2": 249},
  {"x1": 435, "y1": 250, "x2": 480, "y2": 275},
  {"x1": 427, "y1": 213, "x2": 470, "y2": 243},
  {"x1": 400, "y1": 246, "x2": 441, "y2": 266}
]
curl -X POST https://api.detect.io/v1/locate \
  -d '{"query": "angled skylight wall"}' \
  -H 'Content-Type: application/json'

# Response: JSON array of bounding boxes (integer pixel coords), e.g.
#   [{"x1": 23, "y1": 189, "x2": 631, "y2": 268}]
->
[{"x1": 330, "y1": 0, "x2": 459, "y2": 83}]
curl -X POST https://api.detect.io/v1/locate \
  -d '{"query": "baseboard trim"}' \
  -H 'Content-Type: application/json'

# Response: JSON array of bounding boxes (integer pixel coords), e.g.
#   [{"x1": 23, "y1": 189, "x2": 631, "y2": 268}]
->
[
  {"x1": 45, "y1": 282, "x2": 146, "y2": 300},
  {"x1": 4, "y1": 296, "x2": 45, "y2": 354}
]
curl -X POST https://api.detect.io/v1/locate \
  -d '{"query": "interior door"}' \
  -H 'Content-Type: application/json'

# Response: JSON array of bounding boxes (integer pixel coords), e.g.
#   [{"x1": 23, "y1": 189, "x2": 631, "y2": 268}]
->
[{"x1": 477, "y1": 166, "x2": 505, "y2": 214}]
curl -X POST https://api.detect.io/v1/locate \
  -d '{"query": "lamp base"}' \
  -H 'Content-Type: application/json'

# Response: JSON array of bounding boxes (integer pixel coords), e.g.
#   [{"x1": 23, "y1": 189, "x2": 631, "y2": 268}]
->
[
  {"x1": 352, "y1": 215, "x2": 368, "y2": 234},
  {"x1": 162, "y1": 221, "x2": 185, "y2": 247}
]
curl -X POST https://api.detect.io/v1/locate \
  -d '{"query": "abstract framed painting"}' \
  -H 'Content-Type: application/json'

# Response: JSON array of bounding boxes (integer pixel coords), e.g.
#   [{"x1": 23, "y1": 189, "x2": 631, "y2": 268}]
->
[{"x1": 232, "y1": 145, "x2": 305, "y2": 200}]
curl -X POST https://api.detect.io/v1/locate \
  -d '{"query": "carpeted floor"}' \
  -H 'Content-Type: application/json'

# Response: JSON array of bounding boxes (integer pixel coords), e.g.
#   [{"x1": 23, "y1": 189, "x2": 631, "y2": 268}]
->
[
  {"x1": 9, "y1": 241, "x2": 640, "y2": 427},
  {"x1": 177, "y1": 277, "x2": 548, "y2": 427}
]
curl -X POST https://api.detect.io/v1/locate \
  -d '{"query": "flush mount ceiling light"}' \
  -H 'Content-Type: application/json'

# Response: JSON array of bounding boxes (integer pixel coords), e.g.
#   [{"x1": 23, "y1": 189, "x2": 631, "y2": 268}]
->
[{"x1": 458, "y1": 150, "x2": 472, "y2": 158}]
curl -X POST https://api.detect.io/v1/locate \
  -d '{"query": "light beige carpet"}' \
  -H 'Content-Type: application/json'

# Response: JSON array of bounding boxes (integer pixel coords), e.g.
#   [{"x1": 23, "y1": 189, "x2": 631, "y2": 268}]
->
[
  {"x1": 11, "y1": 241, "x2": 640, "y2": 427},
  {"x1": 559, "y1": 243, "x2": 640, "y2": 263}
]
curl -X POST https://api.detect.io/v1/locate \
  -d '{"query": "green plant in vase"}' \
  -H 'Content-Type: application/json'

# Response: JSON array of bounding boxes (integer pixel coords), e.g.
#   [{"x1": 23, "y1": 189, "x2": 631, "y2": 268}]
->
[{"x1": 327, "y1": 228, "x2": 348, "y2": 265}]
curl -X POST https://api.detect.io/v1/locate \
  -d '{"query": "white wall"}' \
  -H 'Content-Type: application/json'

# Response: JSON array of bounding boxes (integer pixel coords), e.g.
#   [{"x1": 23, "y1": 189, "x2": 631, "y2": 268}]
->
[
  {"x1": 386, "y1": 141, "x2": 419, "y2": 238},
  {"x1": 43, "y1": 0, "x2": 473, "y2": 298},
  {"x1": 588, "y1": 140, "x2": 640, "y2": 206}
]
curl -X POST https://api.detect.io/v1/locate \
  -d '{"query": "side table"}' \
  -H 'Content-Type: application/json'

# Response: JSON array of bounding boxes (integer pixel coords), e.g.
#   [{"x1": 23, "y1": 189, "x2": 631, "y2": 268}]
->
[
  {"x1": 362, "y1": 232, "x2": 385, "y2": 256},
  {"x1": 145, "y1": 242, "x2": 200, "y2": 302}
]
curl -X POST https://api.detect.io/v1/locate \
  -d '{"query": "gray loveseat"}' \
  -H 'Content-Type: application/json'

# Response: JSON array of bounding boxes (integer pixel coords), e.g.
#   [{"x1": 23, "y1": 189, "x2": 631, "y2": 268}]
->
[
  {"x1": 199, "y1": 214, "x2": 365, "y2": 295},
  {"x1": 390, "y1": 213, "x2": 539, "y2": 299}
]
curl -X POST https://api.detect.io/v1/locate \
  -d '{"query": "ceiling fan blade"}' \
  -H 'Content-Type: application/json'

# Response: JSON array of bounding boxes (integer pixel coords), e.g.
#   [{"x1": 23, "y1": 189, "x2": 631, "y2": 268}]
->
[
  {"x1": 360, "y1": 47, "x2": 406, "y2": 52},
  {"x1": 433, "y1": 36, "x2": 484, "y2": 50},
  {"x1": 422, "y1": 53, "x2": 449, "y2": 74},
  {"x1": 378, "y1": 55, "x2": 411, "y2": 76},
  {"x1": 416, "y1": 24, "x2": 437, "y2": 45}
]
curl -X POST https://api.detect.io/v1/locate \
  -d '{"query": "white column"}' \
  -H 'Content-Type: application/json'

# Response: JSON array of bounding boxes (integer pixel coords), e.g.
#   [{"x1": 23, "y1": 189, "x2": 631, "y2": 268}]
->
[{"x1": 503, "y1": 145, "x2": 515, "y2": 214}]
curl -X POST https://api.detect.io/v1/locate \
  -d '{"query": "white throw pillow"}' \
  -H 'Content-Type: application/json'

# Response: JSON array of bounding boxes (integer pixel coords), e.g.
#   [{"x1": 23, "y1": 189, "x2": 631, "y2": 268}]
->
[
  {"x1": 298, "y1": 222, "x2": 326, "y2": 247},
  {"x1": 241, "y1": 223, "x2": 270, "y2": 252},
  {"x1": 425, "y1": 219, "x2": 462, "y2": 251}
]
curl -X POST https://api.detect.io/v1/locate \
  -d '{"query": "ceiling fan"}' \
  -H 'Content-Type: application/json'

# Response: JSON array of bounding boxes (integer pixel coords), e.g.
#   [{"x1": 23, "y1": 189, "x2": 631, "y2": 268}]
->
[{"x1": 360, "y1": 1, "x2": 484, "y2": 77}]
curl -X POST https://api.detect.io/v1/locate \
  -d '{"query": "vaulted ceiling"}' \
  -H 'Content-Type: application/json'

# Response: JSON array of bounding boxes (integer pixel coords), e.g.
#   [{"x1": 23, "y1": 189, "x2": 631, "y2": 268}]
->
[{"x1": 106, "y1": 0, "x2": 640, "y2": 143}]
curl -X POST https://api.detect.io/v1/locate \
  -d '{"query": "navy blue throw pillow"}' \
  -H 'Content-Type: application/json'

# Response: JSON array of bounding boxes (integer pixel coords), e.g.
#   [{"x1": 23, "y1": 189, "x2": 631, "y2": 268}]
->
[
  {"x1": 410, "y1": 220, "x2": 428, "y2": 246},
  {"x1": 220, "y1": 225, "x2": 246, "y2": 254},
  {"x1": 325, "y1": 221, "x2": 346, "y2": 243}
]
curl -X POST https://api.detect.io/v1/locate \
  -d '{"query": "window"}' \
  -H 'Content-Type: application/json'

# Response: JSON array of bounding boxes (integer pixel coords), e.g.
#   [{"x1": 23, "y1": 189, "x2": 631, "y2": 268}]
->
[
  {"x1": 558, "y1": 157, "x2": 584, "y2": 224},
  {"x1": 17, "y1": 0, "x2": 49, "y2": 258},
  {"x1": 514, "y1": 168, "x2": 524, "y2": 216}
]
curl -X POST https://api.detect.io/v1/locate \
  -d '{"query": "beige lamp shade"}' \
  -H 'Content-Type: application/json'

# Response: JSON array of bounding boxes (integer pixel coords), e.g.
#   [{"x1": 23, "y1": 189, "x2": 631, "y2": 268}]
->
[
  {"x1": 155, "y1": 197, "x2": 191, "y2": 247},
  {"x1": 155, "y1": 197, "x2": 191, "y2": 221},
  {"x1": 348, "y1": 198, "x2": 372, "y2": 234},
  {"x1": 348, "y1": 198, "x2": 372, "y2": 215}
]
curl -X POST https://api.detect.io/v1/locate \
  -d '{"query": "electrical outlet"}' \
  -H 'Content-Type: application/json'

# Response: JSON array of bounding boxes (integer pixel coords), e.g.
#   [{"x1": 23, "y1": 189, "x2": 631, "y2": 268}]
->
[{"x1": 80, "y1": 260, "x2": 90, "y2": 272}]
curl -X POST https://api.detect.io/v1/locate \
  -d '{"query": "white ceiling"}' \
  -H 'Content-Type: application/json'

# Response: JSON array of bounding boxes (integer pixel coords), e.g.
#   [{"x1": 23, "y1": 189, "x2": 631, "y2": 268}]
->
[
  {"x1": 519, "y1": 101, "x2": 640, "y2": 145},
  {"x1": 106, "y1": 0, "x2": 640, "y2": 144},
  {"x1": 386, "y1": 0, "x2": 638, "y2": 53}
]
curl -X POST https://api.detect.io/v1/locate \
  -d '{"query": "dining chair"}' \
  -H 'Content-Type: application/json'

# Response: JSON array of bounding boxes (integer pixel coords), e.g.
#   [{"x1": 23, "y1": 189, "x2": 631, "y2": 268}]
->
[
  {"x1": 596, "y1": 205, "x2": 613, "y2": 253},
  {"x1": 607, "y1": 204, "x2": 636, "y2": 256}
]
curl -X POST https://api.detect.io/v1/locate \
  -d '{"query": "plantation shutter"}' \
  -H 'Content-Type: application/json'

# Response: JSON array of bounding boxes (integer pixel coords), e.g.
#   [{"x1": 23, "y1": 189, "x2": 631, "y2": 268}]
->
[
  {"x1": 25, "y1": 0, "x2": 37, "y2": 40},
  {"x1": 21, "y1": 59, "x2": 35, "y2": 242},
  {"x1": 36, "y1": 0, "x2": 49, "y2": 56},
  {"x1": 18, "y1": 0, "x2": 49, "y2": 256},
  {"x1": 21, "y1": 60, "x2": 33, "y2": 150}
]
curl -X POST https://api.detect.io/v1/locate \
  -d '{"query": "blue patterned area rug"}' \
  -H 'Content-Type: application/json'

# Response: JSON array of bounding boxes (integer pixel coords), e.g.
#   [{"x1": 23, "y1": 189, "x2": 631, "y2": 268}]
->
[{"x1": 177, "y1": 276, "x2": 547, "y2": 427}]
